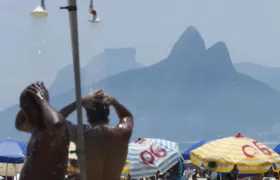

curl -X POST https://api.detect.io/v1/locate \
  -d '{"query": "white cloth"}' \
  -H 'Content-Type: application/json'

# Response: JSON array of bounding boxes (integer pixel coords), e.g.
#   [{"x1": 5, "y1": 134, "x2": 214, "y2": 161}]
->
[
  {"x1": 184, "y1": 169, "x2": 194, "y2": 180},
  {"x1": 209, "y1": 171, "x2": 217, "y2": 180}
]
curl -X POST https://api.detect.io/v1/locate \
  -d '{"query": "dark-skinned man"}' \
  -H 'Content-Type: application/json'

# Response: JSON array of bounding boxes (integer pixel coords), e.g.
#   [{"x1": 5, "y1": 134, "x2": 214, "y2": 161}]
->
[
  {"x1": 16, "y1": 88, "x2": 134, "y2": 180},
  {"x1": 18, "y1": 82, "x2": 69, "y2": 180}
]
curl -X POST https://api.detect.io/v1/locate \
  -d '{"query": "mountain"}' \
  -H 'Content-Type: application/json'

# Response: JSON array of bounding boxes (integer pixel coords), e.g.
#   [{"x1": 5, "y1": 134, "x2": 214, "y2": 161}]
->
[
  {"x1": 2, "y1": 27, "x2": 280, "y2": 143},
  {"x1": 0, "y1": 105, "x2": 30, "y2": 140},
  {"x1": 49, "y1": 48, "x2": 143, "y2": 96},
  {"x1": 234, "y1": 62, "x2": 280, "y2": 92}
]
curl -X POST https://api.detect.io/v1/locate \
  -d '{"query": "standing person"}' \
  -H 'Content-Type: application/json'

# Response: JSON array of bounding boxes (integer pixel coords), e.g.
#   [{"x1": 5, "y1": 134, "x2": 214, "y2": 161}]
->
[
  {"x1": 16, "y1": 89, "x2": 134, "y2": 180},
  {"x1": 192, "y1": 175, "x2": 197, "y2": 180},
  {"x1": 16, "y1": 82, "x2": 69, "y2": 180},
  {"x1": 127, "y1": 174, "x2": 131, "y2": 180},
  {"x1": 60, "y1": 89, "x2": 134, "y2": 180}
]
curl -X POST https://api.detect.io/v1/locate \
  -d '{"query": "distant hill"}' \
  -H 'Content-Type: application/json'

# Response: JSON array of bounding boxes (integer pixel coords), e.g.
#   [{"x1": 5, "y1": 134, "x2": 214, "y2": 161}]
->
[
  {"x1": 2, "y1": 27, "x2": 280, "y2": 143},
  {"x1": 49, "y1": 47, "x2": 143, "y2": 96},
  {"x1": 234, "y1": 62, "x2": 280, "y2": 92}
]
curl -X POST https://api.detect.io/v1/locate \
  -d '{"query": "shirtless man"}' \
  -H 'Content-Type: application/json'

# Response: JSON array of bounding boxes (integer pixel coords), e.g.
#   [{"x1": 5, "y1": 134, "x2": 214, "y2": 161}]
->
[
  {"x1": 16, "y1": 82, "x2": 69, "y2": 180},
  {"x1": 16, "y1": 89, "x2": 134, "y2": 180}
]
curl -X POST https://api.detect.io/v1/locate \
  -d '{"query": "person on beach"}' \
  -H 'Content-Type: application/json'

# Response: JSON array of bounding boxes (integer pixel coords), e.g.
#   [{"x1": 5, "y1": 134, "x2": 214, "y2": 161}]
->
[
  {"x1": 16, "y1": 82, "x2": 69, "y2": 180},
  {"x1": 16, "y1": 89, "x2": 134, "y2": 180},
  {"x1": 60, "y1": 89, "x2": 134, "y2": 180}
]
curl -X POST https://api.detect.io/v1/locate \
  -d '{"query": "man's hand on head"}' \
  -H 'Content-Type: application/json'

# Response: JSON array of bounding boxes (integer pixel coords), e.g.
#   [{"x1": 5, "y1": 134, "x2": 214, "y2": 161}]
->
[
  {"x1": 93, "y1": 89, "x2": 105, "y2": 99},
  {"x1": 103, "y1": 93, "x2": 115, "y2": 105},
  {"x1": 82, "y1": 88, "x2": 116, "y2": 108},
  {"x1": 92, "y1": 89, "x2": 115, "y2": 106},
  {"x1": 26, "y1": 82, "x2": 49, "y2": 104},
  {"x1": 83, "y1": 89, "x2": 104, "y2": 103}
]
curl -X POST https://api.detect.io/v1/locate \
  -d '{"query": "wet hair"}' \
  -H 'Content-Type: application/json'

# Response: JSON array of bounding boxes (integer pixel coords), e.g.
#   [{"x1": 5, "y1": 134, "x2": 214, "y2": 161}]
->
[
  {"x1": 83, "y1": 98, "x2": 110, "y2": 124},
  {"x1": 19, "y1": 82, "x2": 49, "y2": 128},
  {"x1": 20, "y1": 82, "x2": 49, "y2": 105}
]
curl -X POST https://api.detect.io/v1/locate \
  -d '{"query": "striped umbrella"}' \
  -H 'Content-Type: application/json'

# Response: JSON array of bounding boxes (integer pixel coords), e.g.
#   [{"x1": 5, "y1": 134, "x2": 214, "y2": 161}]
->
[
  {"x1": 67, "y1": 142, "x2": 79, "y2": 173},
  {"x1": 123, "y1": 138, "x2": 182, "y2": 179},
  {"x1": 182, "y1": 139, "x2": 216, "y2": 160},
  {"x1": 68, "y1": 142, "x2": 77, "y2": 160},
  {"x1": 190, "y1": 133, "x2": 280, "y2": 174}
]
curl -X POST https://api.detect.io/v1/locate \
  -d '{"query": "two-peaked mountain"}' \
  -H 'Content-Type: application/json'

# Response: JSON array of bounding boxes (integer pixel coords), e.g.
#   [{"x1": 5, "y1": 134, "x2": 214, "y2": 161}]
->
[{"x1": 1, "y1": 27, "x2": 280, "y2": 143}]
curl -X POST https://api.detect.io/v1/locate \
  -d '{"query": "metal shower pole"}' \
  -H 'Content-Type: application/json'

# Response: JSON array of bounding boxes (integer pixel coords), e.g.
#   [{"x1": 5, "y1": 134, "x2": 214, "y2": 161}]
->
[
  {"x1": 60, "y1": 0, "x2": 87, "y2": 180},
  {"x1": 41, "y1": 0, "x2": 45, "y2": 9}
]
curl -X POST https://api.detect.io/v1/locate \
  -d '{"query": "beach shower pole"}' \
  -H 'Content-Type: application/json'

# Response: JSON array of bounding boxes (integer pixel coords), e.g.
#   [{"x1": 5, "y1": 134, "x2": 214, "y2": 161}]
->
[
  {"x1": 41, "y1": 0, "x2": 45, "y2": 9},
  {"x1": 60, "y1": 0, "x2": 87, "y2": 180}
]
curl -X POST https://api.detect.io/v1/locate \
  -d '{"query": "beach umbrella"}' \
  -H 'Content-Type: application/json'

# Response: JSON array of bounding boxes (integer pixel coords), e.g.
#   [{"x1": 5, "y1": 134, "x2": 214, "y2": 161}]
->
[
  {"x1": 67, "y1": 142, "x2": 79, "y2": 173},
  {"x1": 123, "y1": 138, "x2": 182, "y2": 179},
  {"x1": 0, "y1": 139, "x2": 26, "y2": 179},
  {"x1": 68, "y1": 142, "x2": 77, "y2": 160},
  {"x1": 0, "y1": 139, "x2": 26, "y2": 164},
  {"x1": 190, "y1": 133, "x2": 280, "y2": 174},
  {"x1": 182, "y1": 139, "x2": 216, "y2": 160},
  {"x1": 274, "y1": 144, "x2": 280, "y2": 155},
  {"x1": 121, "y1": 162, "x2": 131, "y2": 179}
]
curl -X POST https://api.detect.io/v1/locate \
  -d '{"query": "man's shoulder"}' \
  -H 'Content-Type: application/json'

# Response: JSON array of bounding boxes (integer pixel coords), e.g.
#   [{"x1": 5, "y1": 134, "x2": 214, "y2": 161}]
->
[
  {"x1": 65, "y1": 120, "x2": 90, "y2": 129},
  {"x1": 66, "y1": 120, "x2": 91, "y2": 135},
  {"x1": 110, "y1": 123, "x2": 132, "y2": 138}
]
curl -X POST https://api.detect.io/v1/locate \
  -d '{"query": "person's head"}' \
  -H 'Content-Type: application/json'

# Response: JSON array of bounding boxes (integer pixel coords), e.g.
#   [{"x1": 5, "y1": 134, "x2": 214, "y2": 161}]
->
[
  {"x1": 192, "y1": 175, "x2": 197, "y2": 180},
  {"x1": 83, "y1": 98, "x2": 110, "y2": 125},
  {"x1": 224, "y1": 173, "x2": 232, "y2": 180},
  {"x1": 19, "y1": 82, "x2": 49, "y2": 128}
]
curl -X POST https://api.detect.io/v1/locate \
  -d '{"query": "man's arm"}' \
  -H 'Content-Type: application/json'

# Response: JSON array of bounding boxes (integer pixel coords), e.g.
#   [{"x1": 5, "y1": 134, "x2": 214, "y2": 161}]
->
[
  {"x1": 59, "y1": 101, "x2": 92, "y2": 143},
  {"x1": 111, "y1": 98, "x2": 133, "y2": 134},
  {"x1": 39, "y1": 101, "x2": 64, "y2": 129},
  {"x1": 59, "y1": 89, "x2": 106, "y2": 118},
  {"x1": 15, "y1": 110, "x2": 34, "y2": 133},
  {"x1": 59, "y1": 101, "x2": 77, "y2": 119}
]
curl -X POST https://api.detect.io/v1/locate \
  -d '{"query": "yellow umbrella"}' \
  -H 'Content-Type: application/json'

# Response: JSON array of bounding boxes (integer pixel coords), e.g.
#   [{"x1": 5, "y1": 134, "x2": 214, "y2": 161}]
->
[
  {"x1": 190, "y1": 133, "x2": 280, "y2": 174},
  {"x1": 67, "y1": 142, "x2": 79, "y2": 173},
  {"x1": 68, "y1": 142, "x2": 77, "y2": 160},
  {"x1": 121, "y1": 162, "x2": 131, "y2": 179}
]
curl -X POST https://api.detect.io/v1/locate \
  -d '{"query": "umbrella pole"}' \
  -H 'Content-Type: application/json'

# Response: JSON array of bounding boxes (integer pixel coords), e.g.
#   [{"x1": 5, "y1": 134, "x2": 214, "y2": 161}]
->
[
  {"x1": 14, "y1": 164, "x2": 17, "y2": 180},
  {"x1": 60, "y1": 0, "x2": 87, "y2": 180},
  {"x1": 5, "y1": 163, "x2": 7, "y2": 180}
]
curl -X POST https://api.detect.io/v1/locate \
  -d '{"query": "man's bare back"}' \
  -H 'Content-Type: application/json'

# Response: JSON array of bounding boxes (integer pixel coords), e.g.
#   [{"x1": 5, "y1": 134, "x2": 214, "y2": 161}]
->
[
  {"x1": 60, "y1": 90, "x2": 134, "y2": 180},
  {"x1": 16, "y1": 82, "x2": 69, "y2": 180},
  {"x1": 16, "y1": 89, "x2": 133, "y2": 180},
  {"x1": 77, "y1": 125, "x2": 130, "y2": 179}
]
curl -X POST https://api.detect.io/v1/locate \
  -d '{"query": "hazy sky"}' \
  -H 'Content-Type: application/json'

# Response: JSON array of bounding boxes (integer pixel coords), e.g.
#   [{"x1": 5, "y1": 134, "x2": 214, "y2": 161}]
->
[{"x1": 1, "y1": 0, "x2": 280, "y2": 108}]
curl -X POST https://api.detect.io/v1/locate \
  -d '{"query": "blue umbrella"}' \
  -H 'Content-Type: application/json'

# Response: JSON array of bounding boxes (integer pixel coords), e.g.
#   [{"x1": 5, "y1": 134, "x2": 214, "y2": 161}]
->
[
  {"x1": 274, "y1": 144, "x2": 280, "y2": 154},
  {"x1": 0, "y1": 139, "x2": 27, "y2": 163},
  {"x1": 182, "y1": 139, "x2": 215, "y2": 160}
]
